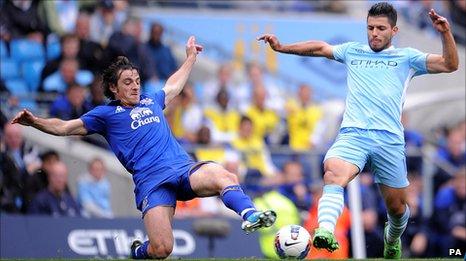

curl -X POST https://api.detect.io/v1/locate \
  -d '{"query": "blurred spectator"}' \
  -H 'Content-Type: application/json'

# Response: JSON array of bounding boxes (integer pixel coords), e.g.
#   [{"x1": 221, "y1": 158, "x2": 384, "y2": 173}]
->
[
  {"x1": 41, "y1": 0, "x2": 79, "y2": 36},
  {"x1": 89, "y1": 0, "x2": 121, "y2": 47},
  {"x1": 42, "y1": 57, "x2": 93, "y2": 93},
  {"x1": 0, "y1": 0, "x2": 49, "y2": 42},
  {"x1": 23, "y1": 150, "x2": 60, "y2": 211},
  {"x1": 402, "y1": 112, "x2": 424, "y2": 175},
  {"x1": 1, "y1": 133, "x2": 24, "y2": 213},
  {"x1": 28, "y1": 161, "x2": 81, "y2": 217},
  {"x1": 286, "y1": 84, "x2": 323, "y2": 151},
  {"x1": 49, "y1": 83, "x2": 92, "y2": 120},
  {"x1": 245, "y1": 84, "x2": 279, "y2": 143},
  {"x1": 75, "y1": 13, "x2": 105, "y2": 74},
  {"x1": 193, "y1": 125, "x2": 228, "y2": 164},
  {"x1": 278, "y1": 161, "x2": 311, "y2": 211},
  {"x1": 174, "y1": 198, "x2": 213, "y2": 218},
  {"x1": 433, "y1": 126, "x2": 466, "y2": 193},
  {"x1": 203, "y1": 88, "x2": 240, "y2": 144},
  {"x1": 254, "y1": 189, "x2": 301, "y2": 259},
  {"x1": 88, "y1": 75, "x2": 106, "y2": 107},
  {"x1": 0, "y1": 79, "x2": 20, "y2": 117},
  {"x1": 146, "y1": 22, "x2": 178, "y2": 80},
  {"x1": 432, "y1": 167, "x2": 466, "y2": 256},
  {"x1": 106, "y1": 17, "x2": 156, "y2": 81},
  {"x1": 2, "y1": 123, "x2": 41, "y2": 174},
  {"x1": 165, "y1": 82, "x2": 203, "y2": 144},
  {"x1": 236, "y1": 62, "x2": 285, "y2": 114},
  {"x1": 358, "y1": 172, "x2": 384, "y2": 257},
  {"x1": 304, "y1": 182, "x2": 350, "y2": 259},
  {"x1": 403, "y1": 174, "x2": 431, "y2": 257},
  {"x1": 201, "y1": 63, "x2": 236, "y2": 108},
  {"x1": 77, "y1": 157, "x2": 113, "y2": 218},
  {"x1": 447, "y1": 0, "x2": 466, "y2": 45},
  {"x1": 40, "y1": 33, "x2": 84, "y2": 83},
  {"x1": 232, "y1": 115, "x2": 277, "y2": 176}
]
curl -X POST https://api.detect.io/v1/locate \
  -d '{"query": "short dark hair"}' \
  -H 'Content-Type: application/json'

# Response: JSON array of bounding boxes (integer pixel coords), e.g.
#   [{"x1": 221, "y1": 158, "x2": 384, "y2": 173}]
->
[
  {"x1": 40, "y1": 150, "x2": 60, "y2": 162},
  {"x1": 367, "y1": 2, "x2": 397, "y2": 27},
  {"x1": 240, "y1": 115, "x2": 252, "y2": 125},
  {"x1": 102, "y1": 56, "x2": 139, "y2": 100}
]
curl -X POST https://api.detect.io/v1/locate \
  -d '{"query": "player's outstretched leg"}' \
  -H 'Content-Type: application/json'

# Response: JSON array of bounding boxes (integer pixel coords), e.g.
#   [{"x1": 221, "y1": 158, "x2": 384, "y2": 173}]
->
[
  {"x1": 220, "y1": 184, "x2": 276, "y2": 233},
  {"x1": 383, "y1": 205, "x2": 409, "y2": 259},
  {"x1": 241, "y1": 209, "x2": 277, "y2": 233},
  {"x1": 312, "y1": 184, "x2": 343, "y2": 252}
]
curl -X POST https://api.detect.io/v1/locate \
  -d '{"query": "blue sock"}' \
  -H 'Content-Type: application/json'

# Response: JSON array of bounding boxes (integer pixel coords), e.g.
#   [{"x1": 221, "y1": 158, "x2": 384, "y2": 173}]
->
[
  {"x1": 132, "y1": 240, "x2": 150, "y2": 259},
  {"x1": 221, "y1": 185, "x2": 256, "y2": 220}
]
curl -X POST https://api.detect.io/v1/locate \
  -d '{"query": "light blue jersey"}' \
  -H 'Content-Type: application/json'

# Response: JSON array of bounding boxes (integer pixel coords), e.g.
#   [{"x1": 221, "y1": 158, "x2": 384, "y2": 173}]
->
[
  {"x1": 333, "y1": 42, "x2": 429, "y2": 139},
  {"x1": 80, "y1": 90, "x2": 194, "y2": 208},
  {"x1": 325, "y1": 42, "x2": 430, "y2": 188}
]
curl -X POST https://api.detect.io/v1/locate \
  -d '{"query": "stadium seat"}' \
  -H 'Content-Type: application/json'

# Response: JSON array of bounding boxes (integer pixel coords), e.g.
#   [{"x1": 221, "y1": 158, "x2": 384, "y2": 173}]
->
[
  {"x1": 0, "y1": 40, "x2": 7, "y2": 58},
  {"x1": 5, "y1": 78, "x2": 38, "y2": 110},
  {"x1": 5, "y1": 78, "x2": 29, "y2": 96},
  {"x1": 10, "y1": 39, "x2": 45, "y2": 62},
  {"x1": 0, "y1": 58, "x2": 20, "y2": 80},
  {"x1": 21, "y1": 60, "x2": 45, "y2": 91},
  {"x1": 46, "y1": 40, "x2": 61, "y2": 60}
]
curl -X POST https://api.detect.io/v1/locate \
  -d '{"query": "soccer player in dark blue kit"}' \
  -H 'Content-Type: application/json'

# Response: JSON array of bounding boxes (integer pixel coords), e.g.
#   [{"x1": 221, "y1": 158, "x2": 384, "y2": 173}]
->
[{"x1": 12, "y1": 36, "x2": 276, "y2": 259}]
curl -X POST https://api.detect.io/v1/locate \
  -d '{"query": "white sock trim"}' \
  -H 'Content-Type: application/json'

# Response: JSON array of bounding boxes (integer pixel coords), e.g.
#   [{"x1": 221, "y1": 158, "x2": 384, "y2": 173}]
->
[{"x1": 240, "y1": 208, "x2": 256, "y2": 219}]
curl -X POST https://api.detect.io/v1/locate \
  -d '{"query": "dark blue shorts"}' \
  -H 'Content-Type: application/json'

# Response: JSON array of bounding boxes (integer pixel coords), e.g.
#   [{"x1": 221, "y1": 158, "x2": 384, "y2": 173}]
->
[{"x1": 140, "y1": 161, "x2": 210, "y2": 216}]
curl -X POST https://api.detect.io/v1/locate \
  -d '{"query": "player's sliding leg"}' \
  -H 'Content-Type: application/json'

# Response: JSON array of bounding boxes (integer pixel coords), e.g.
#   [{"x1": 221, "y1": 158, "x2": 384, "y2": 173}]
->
[
  {"x1": 313, "y1": 158, "x2": 358, "y2": 252},
  {"x1": 379, "y1": 185, "x2": 409, "y2": 259},
  {"x1": 131, "y1": 206, "x2": 175, "y2": 259},
  {"x1": 189, "y1": 163, "x2": 276, "y2": 233}
]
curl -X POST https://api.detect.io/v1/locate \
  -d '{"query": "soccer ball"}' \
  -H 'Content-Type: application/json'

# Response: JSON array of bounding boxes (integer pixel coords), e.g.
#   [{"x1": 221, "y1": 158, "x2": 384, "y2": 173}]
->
[{"x1": 274, "y1": 225, "x2": 311, "y2": 259}]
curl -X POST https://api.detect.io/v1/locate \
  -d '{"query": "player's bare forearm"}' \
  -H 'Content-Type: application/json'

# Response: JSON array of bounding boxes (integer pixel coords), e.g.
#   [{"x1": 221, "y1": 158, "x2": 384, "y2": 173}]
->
[
  {"x1": 31, "y1": 117, "x2": 86, "y2": 136},
  {"x1": 427, "y1": 9, "x2": 459, "y2": 73},
  {"x1": 163, "y1": 55, "x2": 196, "y2": 105},
  {"x1": 258, "y1": 34, "x2": 333, "y2": 59},
  {"x1": 440, "y1": 30, "x2": 459, "y2": 72},
  {"x1": 277, "y1": 41, "x2": 332, "y2": 58},
  {"x1": 12, "y1": 109, "x2": 85, "y2": 136}
]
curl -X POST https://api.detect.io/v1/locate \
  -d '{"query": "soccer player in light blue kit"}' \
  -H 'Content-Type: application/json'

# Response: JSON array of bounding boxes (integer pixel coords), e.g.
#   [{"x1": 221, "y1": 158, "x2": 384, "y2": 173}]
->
[
  {"x1": 258, "y1": 2, "x2": 458, "y2": 258},
  {"x1": 11, "y1": 36, "x2": 276, "y2": 259}
]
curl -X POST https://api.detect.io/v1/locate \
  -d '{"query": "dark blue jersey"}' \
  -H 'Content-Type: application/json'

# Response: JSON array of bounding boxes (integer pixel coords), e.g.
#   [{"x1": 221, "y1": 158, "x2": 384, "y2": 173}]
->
[{"x1": 80, "y1": 90, "x2": 193, "y2": 206}]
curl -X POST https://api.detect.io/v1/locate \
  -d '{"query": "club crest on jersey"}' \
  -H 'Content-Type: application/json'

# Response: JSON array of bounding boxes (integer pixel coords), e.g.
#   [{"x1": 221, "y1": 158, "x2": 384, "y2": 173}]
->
[
  {"x1": 140, "y1": 98, "x2": 154, "y2": 106},
  {"x1": 130, "y1": 107, "x2": 160, "y2": 129},
  {"x1": 115, "y1": 106, "x2": 125, "y2": 113}
]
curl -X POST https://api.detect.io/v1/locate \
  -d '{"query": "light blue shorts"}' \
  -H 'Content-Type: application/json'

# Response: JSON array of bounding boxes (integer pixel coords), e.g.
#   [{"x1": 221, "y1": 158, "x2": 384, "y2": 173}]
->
[{"x1": 324, "y1": 127, "x2": 409, "y2": 188}]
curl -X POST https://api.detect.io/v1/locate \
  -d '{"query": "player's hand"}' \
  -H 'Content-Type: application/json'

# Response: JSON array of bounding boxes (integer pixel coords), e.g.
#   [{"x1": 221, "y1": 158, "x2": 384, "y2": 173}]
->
[
  {"x1": 11, "y1": 109, "x2": 36, "y2": 126},
  {"x1": 186, "y1": 36, "x2": 203, "y2": 58},
  {"x1": 428, "y1": 9, "x2": 451, "y2": 33},
  {"x1": 257, "y1": 34, "x2": 281, "y2": 51}
]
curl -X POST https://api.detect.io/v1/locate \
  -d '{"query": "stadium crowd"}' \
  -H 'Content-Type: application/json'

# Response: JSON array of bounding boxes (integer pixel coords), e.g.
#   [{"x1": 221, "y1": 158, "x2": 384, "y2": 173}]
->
[{"x1": 0, "y1": 0, "x2": 464, "y2": 258}]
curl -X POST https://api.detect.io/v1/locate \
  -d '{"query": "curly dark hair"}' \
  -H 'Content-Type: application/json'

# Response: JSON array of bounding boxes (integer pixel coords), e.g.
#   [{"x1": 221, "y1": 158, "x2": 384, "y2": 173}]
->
[
  {"x1": 367, "y1": 2, "x2": 397, "y2": 27},
  {"x1": 101, "y1": 56, "x2": 139, "y2": 100}
]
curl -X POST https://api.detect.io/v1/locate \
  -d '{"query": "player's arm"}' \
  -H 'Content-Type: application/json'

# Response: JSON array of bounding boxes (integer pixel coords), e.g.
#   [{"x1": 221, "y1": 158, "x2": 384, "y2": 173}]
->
[
  {"x1": 11, "y1": 109, "x2": 87, "y2": 136},
  {"x1": 163, "y1": 36, "x2": 203, "y2": 106},
  {"x1": 426, "y1": 9, "x2": 459, "y2": 73},
  {"x1": 257, "y1": 34, "x2": 334, "y2": 59}
]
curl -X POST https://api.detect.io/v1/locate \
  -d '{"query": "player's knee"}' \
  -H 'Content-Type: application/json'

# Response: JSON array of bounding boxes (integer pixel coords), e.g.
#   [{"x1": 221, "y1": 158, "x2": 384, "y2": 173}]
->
[
  {"x1": 323, "y1": 170, "x2": 343, "y2": 186},
  {"x1": 224, "y1": 171, "x2": 239, "y2": 184},
  {"x1": 217, "y1": 170, "x2": 239, "y2": 189},
  {"x1": 387, "y1": 200, "x2": 407, "y2": 216}
]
